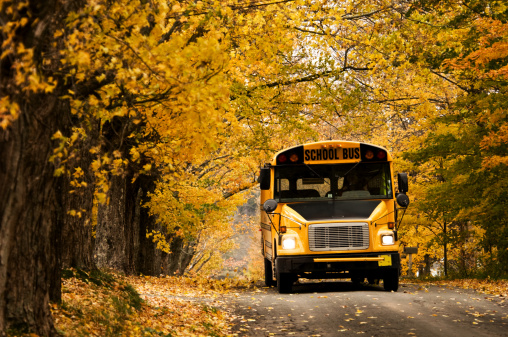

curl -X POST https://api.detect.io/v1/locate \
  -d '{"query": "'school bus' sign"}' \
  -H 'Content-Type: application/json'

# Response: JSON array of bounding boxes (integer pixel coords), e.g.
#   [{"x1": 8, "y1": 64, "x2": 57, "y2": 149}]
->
[{"x1": 304, "y1": 145, "x2": 360, "y2": 163}]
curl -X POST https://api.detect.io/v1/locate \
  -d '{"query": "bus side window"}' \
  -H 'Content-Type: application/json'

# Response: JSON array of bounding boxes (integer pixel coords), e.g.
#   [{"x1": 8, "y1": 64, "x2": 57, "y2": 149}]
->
[{"x1": 279, "y1": 179, "x2": 290, "y2": 192}]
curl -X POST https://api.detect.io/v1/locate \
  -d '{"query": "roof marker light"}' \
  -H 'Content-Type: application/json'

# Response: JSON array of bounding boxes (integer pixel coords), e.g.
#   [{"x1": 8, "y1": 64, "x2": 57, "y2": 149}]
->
[{"x1": 377, "y1": 151, "x2": 386, "y2": 160}]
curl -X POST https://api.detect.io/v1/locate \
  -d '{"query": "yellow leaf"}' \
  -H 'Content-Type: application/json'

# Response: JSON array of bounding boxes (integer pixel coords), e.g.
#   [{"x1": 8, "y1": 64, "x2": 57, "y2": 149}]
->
[{"x1": 52, "y1": 130, "x2": 63, "y2": 139}]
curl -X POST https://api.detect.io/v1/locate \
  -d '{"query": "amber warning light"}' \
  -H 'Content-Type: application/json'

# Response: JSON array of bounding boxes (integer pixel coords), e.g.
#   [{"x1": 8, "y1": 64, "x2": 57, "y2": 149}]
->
[
  {"x1": 362, "y1": 146, "x2": 387, "y2": 161},
  {"x1": 276, "y1": 148, "x2": 303, "y2": 164}
]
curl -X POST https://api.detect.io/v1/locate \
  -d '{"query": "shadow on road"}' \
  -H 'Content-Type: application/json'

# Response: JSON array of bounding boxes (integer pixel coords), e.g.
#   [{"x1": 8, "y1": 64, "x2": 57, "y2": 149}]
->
[{"x1": 281, "y1": 279, "x2": 386, "y2": 294}]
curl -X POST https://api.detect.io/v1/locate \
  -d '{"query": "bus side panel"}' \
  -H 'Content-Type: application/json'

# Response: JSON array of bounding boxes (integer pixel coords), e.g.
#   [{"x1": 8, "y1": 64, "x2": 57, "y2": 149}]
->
[
  {"x1": 260, "y1": 186, "x2": 274, "y2": 262},
  {"x1": 261, "y1": 213, "x2": 273, "y2": 260}
]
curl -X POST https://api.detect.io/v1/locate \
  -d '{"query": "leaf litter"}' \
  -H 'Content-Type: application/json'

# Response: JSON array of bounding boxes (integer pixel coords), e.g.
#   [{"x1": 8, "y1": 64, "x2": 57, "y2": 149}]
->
[{"x1": 51, "y1": 269, "x2": 254, "y2": 336}]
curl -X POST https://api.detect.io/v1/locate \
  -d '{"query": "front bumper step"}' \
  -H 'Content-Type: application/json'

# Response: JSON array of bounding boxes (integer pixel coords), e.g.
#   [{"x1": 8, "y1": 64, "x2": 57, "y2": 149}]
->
[{"x1": 313, "y1": 257, "x2": 385, "y2": 263}]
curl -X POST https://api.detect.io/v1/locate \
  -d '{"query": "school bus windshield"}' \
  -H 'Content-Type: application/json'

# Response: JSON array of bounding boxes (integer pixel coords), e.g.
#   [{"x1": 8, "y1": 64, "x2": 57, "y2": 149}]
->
[{"x1": 274, "y1": 162, "x2": 393, "y2": 201}]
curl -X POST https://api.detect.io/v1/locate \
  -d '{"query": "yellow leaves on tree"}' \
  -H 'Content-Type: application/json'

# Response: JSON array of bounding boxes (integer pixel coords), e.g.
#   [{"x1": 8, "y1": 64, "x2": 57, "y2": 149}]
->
[
  {"x1": 144, "y1": 142, "x2": 259, "y2": 273},
  {"x1": 444, "y1": 17, "x2": 508, "y2": 80},
  {"x1": 7, "y1": 0, "x2": 507, "y2": 277},
  {"x1": 0, "y1": 1, "x2": 58, "y2": 129}
]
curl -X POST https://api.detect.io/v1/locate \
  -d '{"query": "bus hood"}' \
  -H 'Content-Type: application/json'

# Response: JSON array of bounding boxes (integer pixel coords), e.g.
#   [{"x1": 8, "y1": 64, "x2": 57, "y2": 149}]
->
[{"x1": 284, "y1": 200, "x2": 382, "y2": 222}]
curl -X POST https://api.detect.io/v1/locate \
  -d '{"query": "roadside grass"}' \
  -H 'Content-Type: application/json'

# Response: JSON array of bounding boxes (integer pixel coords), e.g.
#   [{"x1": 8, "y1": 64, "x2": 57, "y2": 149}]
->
[{"x1": 51, "y1": 269, "x2": 257, "y2": 336}]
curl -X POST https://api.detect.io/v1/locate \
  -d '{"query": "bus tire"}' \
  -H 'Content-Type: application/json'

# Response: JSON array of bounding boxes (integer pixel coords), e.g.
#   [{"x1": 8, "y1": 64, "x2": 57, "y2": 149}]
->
[
  {"x1": 383, "y1": 269, "x2": 399, "y2": 292},
  {"x1": 264, "y1": 258, "x2": 275, "y2": 287},
  {"x1": 276, "y1": 270, "x2": 293, "y2": 293}
]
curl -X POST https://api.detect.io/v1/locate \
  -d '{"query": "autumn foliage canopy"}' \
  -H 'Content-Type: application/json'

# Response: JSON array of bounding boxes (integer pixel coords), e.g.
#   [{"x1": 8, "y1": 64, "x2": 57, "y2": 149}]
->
[{"x1": 1, "y1": 0, "x2": 508, "y2": 334}]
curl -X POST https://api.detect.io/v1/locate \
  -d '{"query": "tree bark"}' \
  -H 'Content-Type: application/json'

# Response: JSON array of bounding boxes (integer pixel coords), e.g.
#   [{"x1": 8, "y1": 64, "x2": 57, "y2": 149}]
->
[
  {"x1": 0, "y1": 1, "x2": 85, "y2": 334},
  {"x1": 95, "y1": 172, "x2": 161, "y2": 275},
  {"x1": 0, "y1": 96, "x2": 65, "y2": 335},
  {"x1": 443, "y1": 220, "x2": 448, "y2": 277},
  {"x1": 95, "y1": 174, "x2": 129, "y2": 272},
  {"x1": 135, "y1": 176, "x2": 164, "y2": 276},
  {"x1": 161, "y1": 235, "x2": 198, "y2": 275},
  {"x1": 60, "y1": 132, "x2": 96, "y2": 272}
]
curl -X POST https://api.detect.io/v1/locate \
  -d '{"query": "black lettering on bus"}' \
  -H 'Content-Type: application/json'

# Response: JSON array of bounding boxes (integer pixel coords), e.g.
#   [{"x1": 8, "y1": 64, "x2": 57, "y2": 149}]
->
[
  {"x1": 316, "y1": 149, "x2": 322, "y2": 161},
  {"x1": 311, "y1": 149, "x2": 316, "y2": 161},
  {"x1": 343, "y1": 148, "x2": 348, "y2": 159},
  {"x1": 305, "y1": 150, "x2": 311, "y2": 161},
  {"x1": 323, "y1": 149, "x2": 328, "y2": 160},
  {"x1": 349, "y1": 148, "x2": 354, "y2": 159},
  {"x1": 335, "y1": 148, "x2": 340, "y2": 159},
  {"x1": 355, "y1": 148, "x2": 360, "y2": 158},
  {"x1": 328, "y1": 149, "x2": 334, "y2": 160}
]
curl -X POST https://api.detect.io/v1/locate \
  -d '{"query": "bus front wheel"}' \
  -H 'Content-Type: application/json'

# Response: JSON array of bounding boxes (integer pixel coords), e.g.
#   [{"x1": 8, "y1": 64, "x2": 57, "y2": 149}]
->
[
  {"x1": 264, "y1": 258, "x2": 276, "y2": 287},
  {"x1": 383, "y1": 269, "x2": 399, "y2": 292},
  {"x1": 276, "y1": 270, "x2": 293, "y2": 293}
]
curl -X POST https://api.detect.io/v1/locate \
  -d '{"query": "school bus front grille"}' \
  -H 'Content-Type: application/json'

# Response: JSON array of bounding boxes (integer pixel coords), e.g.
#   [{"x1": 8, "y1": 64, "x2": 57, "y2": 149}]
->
[{"x1": 309, "y1": 223, "x2": 369, "y2": 251}]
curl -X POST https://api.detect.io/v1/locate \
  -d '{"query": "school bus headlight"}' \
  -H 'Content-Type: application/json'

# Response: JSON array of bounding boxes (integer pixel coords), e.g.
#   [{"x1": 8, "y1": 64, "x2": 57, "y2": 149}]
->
[
  {"x1": 281, "y1": 236, "x2": 296, "y2": 250},
  {"x1": 381, "y1": 234, "x2": 395, "y2": 245}
]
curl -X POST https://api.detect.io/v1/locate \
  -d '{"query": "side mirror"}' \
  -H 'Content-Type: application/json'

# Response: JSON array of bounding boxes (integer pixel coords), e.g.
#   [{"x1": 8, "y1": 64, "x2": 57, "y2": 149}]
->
[
  {"x1": 258, "y1": 168, "x2": 271, "y2": 190},
  {"x1": 397, "y1": 172, "x2": 408, "y2": 194},
  {"x1": 263, "y1": 199, "x2": 278, "y2": 213},
  {"x1": 396, "y1": 193, "x2": 410, "y2": 208}
]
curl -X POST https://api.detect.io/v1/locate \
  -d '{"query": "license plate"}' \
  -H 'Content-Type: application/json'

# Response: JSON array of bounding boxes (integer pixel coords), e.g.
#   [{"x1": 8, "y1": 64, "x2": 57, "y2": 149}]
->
[{"x1": 378, "y1": 255, "x2": 392, "y2": 266}]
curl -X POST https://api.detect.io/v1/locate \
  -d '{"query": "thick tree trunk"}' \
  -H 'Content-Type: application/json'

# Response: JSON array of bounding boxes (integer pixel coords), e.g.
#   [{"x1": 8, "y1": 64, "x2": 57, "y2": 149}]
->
[
  {"x1": 0, "y1": 1, "x2": 84, "y2": 334},
  {"x1": 60, "y1": 134, "x2": 96, "y2": 271},
  {"x1": 95, "y1": 174, "x2": 129, "y2": 272},
  {"x1": 124, "y1": 174, "x2": 142, "y2": 274},
  {"x1": 0, "y1": 97, "x2": 64, "y2": 336},
  {"x1": 135, "y1": 176, "x2": 164, "y2": 276},
  {"x1": 95, "y1": 172, "x2": 161, "y2": 275}
]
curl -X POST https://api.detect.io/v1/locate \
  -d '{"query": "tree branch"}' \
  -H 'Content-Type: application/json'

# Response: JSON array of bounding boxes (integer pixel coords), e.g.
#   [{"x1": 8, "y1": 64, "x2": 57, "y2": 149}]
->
[{"x1": 430, "y1": 69, "x2": 471, "y2": 93}]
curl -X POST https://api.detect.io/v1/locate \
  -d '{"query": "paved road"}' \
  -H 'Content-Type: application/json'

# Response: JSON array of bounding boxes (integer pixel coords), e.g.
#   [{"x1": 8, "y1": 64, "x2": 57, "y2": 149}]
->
[{"x1": 226, "y1": 280, "x2": 507, "y2": 337}]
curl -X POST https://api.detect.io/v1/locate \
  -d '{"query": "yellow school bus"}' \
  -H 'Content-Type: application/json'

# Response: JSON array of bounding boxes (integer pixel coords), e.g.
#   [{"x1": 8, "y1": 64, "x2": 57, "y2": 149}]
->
[{"x1": 258, "y1": 140, "x2": 409, "y2": 293}]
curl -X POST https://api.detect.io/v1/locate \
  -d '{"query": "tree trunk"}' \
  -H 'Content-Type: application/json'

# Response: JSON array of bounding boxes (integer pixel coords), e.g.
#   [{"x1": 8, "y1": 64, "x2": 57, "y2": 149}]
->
[
  {"x1": 95, "y1": 172, "x2": 160, "y2": 275},
  {"x1": 60, "y1": 130, "x2": 97, "y2": 271},
  {"x1": 135, "y1": 176, "x2": 164, "y2": 276},
  {"x1": 0, "y1": 1, "x2": 84, "y2": 334},
  {"x1": 0, "y1": 96, "x2": 64, "y2": 335},
  {"x1": 95, "y1": 174, "x2": 129, "y2": 272},
  {"x1": 423, "y1": 254, "x2": 431, "y2": 277},
  {"x1": 162, "y1": 235, "x2": 198, "y2": 275},
  {"x1": 443, "y1": 220, "x2": 448, "y2": 277}
]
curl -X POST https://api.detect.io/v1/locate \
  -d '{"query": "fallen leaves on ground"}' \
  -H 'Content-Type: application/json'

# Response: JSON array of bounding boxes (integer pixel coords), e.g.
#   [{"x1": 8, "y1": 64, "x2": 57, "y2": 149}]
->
[
  {"x1": 404, "y1": 278, "x2": 508, "y2": 297},
  {"x1": 51, "y1": 269, "x2": 253, "y2": 336}
]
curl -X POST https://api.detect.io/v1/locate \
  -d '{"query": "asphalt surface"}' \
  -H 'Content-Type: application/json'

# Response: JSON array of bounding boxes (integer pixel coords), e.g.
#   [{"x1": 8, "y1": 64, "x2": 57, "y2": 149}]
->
[{"x1": 226, "y1": 280, "x2": 508, "y2": 337}]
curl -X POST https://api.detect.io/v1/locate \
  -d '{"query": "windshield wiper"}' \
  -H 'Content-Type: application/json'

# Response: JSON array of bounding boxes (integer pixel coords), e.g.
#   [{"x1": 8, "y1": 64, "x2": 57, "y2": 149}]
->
[
  {"x1": 303, "y1": 163, "x2": 330, "y2": 186},
  {"x1": 340, "y1": 161, "x2": 361, "y2": 180}
]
